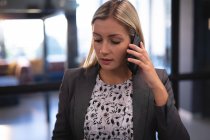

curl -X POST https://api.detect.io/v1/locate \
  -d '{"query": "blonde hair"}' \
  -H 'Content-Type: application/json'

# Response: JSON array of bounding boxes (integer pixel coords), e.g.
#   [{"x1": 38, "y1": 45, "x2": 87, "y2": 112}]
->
[{"x1": 83, "y1": 0, "x2": 145, "y2": 68}]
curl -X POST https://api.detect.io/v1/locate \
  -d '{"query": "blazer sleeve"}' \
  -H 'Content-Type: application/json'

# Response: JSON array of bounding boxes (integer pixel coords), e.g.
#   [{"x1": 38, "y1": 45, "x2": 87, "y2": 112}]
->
[
  {"x1": 155, "y1": 69, "x2": 190, "y2": 140},
  {"x1": 52, "y1": 69, "x2": 76, "y2": 140}
]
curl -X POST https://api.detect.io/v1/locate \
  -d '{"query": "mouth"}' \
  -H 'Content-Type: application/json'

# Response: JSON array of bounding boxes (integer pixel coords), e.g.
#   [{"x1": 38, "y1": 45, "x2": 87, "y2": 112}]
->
[{"x1": 100, "y1": 58, "x2": 113, "y2": 65}]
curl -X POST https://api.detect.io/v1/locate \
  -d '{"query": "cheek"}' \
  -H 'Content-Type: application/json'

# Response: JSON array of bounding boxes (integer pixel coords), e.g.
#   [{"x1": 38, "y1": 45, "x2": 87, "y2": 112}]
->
[
  {"x1": 114, "y1": 47, "x2": 128, "y2": 60},
  {"x1": 93, "y1": 44, "x2": 100, "y2": 56}
]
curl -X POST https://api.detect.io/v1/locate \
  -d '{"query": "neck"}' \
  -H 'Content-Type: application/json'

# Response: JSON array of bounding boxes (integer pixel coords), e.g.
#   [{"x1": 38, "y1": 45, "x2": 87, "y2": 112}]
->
[{"x1": 99, "y1": 68, "x2": 132, "y2": 85}]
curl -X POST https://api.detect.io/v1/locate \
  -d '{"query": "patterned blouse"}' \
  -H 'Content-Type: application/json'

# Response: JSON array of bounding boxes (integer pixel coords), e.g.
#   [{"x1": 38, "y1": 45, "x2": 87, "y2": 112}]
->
[{"x1": 84, "y1": 74, "x2": 134, "y2": 140}]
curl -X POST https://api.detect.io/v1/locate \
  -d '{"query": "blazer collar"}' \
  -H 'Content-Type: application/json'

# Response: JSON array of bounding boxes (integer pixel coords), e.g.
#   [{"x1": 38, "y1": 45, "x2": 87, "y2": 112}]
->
[{"x1": 74, "y1": 66, "x2": 149, "y2": 140}]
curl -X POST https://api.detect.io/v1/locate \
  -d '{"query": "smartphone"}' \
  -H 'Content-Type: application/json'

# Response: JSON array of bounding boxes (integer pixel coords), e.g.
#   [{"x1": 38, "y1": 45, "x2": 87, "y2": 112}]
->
[{"x1": 127, "y1": 32, "x2": 141, "y2": 74}]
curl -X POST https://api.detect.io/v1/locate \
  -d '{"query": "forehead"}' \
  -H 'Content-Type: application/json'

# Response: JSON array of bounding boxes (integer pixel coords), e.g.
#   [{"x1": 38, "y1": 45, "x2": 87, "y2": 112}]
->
[{"x1": 92, "y1": 17, "x2": 128, "y2": 35}]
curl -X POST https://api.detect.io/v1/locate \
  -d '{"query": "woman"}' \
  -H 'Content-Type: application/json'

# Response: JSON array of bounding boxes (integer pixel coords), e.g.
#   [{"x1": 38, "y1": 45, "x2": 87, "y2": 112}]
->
[{"x1": 52, "y1": 0, "x2": 190, "y2": 139}]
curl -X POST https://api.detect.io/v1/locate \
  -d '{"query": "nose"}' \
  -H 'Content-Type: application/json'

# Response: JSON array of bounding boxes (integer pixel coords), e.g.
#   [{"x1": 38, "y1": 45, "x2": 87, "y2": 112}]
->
[{"x1": 99, "y1": 41, "x2": 109, "y2": 54}]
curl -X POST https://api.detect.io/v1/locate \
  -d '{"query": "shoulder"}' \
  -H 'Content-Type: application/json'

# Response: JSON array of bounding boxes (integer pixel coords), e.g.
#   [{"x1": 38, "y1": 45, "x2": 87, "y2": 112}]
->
[
  {"x1": 63, "y1": 66, "x2": 98, "y2": 81},
  {"x1": 60, "y1": 67, "x2": 85, "y2": 88},
  {"x1": 64, "y1": 67, "x2": 85, "y2": 78}
]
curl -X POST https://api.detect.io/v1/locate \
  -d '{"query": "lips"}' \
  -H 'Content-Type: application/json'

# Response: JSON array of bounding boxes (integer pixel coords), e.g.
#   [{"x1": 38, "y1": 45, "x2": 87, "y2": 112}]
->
[{"x1": 100, "y1": 58, "x2": 113, "y2": 65}]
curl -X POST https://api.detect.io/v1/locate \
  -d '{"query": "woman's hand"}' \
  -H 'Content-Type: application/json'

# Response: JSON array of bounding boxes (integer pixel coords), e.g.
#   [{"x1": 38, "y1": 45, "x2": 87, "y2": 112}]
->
[{"x1": 127, "y1": 42, "x2": 168, "y2": 106}]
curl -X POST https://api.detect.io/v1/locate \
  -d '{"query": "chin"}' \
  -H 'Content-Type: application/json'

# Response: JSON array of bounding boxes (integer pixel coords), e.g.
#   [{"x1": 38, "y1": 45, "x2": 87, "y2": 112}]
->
[
  {"x1": 100, "y1": 65, "x2": 113, "y2": 71},
  {"x1": 99, "y1": 64, "x2": 112, "y2": 70},
  {"x1": 100, "y1": 65, "x2": 123, "y2": 72}
]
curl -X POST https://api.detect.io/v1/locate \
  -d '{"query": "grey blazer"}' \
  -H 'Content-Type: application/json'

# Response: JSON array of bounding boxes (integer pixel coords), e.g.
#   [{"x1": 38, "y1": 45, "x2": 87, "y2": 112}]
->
[{"x1": 52, "y1": 66, "x2": 190, "y2": 140}]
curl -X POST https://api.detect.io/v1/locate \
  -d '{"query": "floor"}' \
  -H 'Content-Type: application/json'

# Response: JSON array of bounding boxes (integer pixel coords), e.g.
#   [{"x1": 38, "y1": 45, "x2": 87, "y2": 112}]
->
[
  {"x1": 0, "y1": 92, "x2": 58, "y2": 140},
  {"x1": 0, "y1": 92, "x2": 210, "y2": 140}
]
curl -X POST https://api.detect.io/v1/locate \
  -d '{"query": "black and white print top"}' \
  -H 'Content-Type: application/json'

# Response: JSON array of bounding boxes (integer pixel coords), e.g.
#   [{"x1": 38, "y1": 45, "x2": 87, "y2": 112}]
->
[{"x1": 84, "y1": 74, "x2": 133, "y2": 140}]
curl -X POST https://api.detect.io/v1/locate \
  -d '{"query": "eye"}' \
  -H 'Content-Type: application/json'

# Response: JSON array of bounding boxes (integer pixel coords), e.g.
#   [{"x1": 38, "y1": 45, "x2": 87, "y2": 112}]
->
[
  {"x1": 93, "y1": 37, "x2": 102, "y2": 43},
  {"x1": 111, "y1": 40, "x2": 121, "y2": 44},
  {"x1": 94, "y1": 39, "x2": 102, "y2": 43},
  {"x1": 111, "y1": 38, "x2": 121, "y2": 45}
]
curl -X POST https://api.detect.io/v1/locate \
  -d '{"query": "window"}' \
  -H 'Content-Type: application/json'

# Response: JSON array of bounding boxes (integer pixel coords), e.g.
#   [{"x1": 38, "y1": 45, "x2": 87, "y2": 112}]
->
[
  {"x1": 44, "y1": 13, "x2": 67, "y2": 63},
  {"x1": 0, "y1": 19, "x2": 44, "y2": 61}
]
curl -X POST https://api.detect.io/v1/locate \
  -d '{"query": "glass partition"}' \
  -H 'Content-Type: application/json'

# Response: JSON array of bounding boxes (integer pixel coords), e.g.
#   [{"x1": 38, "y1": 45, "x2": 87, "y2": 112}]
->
[
  {"x1": 0, "y1": 13, "x2": 67, "y2": 86},
  {"x1": 0, "y1": 19, "x2": 44, "y2": 86}
]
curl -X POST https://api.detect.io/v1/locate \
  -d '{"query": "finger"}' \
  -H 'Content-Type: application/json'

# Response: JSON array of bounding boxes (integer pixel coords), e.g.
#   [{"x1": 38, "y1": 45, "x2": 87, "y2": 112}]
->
[
  {"x1": 140, "y1": 41, "x2": 144, "y2": 48},
  {"x1": 127, "y1": 50, "x2": 147, "y2": 64},
  {"x1": 130, "y1": 41, "x2": 144, "y2": 49},
  {"x1": 128, "y1": 43, "x2": 143, "y2": 52},
  {"x1": 127, "y1": 57, "x2": 145, "y2": 68},
  {"x1": 127, "y1": 49, "x2": 147, "y2": 62},
  {"x1": 129, "y1": 42, "x2": 148, "y2": 55},
  {"x1": 127, "y1": 48, "x2": 135, "y2": 55}
]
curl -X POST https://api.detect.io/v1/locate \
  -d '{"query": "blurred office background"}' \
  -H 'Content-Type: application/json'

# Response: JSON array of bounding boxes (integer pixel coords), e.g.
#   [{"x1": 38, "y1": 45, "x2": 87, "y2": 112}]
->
[{"x1": 0, "y1": 0, "x2": 210, "y2": 140}]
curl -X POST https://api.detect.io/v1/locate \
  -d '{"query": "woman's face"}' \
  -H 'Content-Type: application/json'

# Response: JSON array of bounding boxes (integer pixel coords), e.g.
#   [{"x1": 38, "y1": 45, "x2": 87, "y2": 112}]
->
[{"x1": 92, "y1": 17, "x2": 130, "y2": 72}]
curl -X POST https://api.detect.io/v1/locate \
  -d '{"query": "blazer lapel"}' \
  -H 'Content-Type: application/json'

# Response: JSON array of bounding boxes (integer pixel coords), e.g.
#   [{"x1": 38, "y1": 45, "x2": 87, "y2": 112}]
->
[
  {"x1": 73, "y1": 66, "x2": 98, "y2": 139},
  {"x1": 133, "y1": 71, "x2": 150, "y2": 140}
]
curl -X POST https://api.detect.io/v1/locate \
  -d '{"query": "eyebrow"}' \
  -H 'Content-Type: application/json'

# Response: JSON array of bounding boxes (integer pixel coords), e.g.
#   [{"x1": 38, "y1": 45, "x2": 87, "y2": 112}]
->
[{"x1": 93, "y1": 32, "x2": 123, "y2": 38}]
